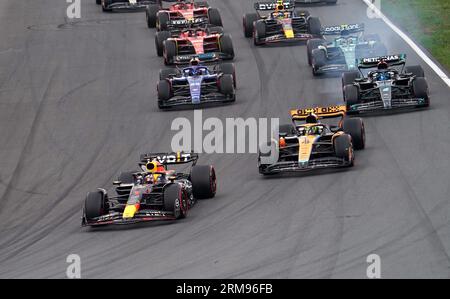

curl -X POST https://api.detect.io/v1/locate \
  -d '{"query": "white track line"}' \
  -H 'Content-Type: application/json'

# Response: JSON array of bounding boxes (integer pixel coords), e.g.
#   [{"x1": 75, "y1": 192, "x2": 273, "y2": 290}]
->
[{"x1": 362, "y1": 0, "x2": 450, "y2": 87}]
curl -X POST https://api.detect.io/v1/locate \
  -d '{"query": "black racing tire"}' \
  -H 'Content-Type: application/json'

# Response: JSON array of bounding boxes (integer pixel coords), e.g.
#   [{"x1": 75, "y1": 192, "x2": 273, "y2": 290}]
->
[
  {"x1": 208, "y1": 8, "x2": 223, "y2": 27},
  {"x1": 219, "y1": 34, "x2": 235, "y2": 60},
  {"x1": 159, "y1": 68, "x2": 178, "y2": 80},
  {"x1": 295, "y1": 10, "x2": 310, "y2": 18},
  {"x1": 307, "y1": 38, "x2": 326, "y2": 66},
  {"x1": 217, "y1": 63, "x2": 236, "y2": 87},
  {"x1": 163, "y1": 184, "x2": 185, "y2": 219},
  {"x1": 208, "y1": 26, "x2": 224, "y2": 35},
  {"x1": 163, "y1": 39, "x2": 177, "y2": 65},
  {"x1": 277, "y1": 124, "x2": 296, "y2": 138},
  {"x1": 406, "y1": 65, "x2": 425, "y2": 78},
  {"x1": 219, "y1": 74, "x2": 235, "y2": 98},
  {"x1": 157, "y1": 12, "x2": 170, "y2": 31},
  {"x1": 343, "y1": 84, "x2": 360, "y2": 108},
  {"x1": 412, "y1": 77, "x2": 429, "y2": 106},
  {"x1": 312, "y1": 49, "x2": 327, "y2": 76},
  {"x1": 146, "y1": 4, "x2": 160, "y2": 28},
  {"x1": 157, "y1": 80, "x2": 172, "y2": 106},
  {"x1": 85, "y1": 191, "x2": 108, "y2": 221},
  {"x1": 155, "y1": 31, "x2": 171, "y2": 57},
  {"x1": 342, "y1": 117, "x2": 365, "y2": 150},
  {"x1": 334, "y1": 134, "x2": 353, "y2": 164},
  {"x1": 102, "y1": 0, "x2": 113, "y2": 12},
  {"x1": 195, "y1": 2, "x2": 210, "y2": 8},
  {"x1": 308, "y1": 17, "x2": 322, "y2": 36},
  {"x1": 190, "y1": 165, "x2": 217, "y2": 199},
  {"x1": 96, "y1": 0, "x2": 101, "y2": 5},
  {"x1": 254, "y1": 20, "x2": 266, "y2": 45},
  {"x1": 118, "y1": 171, "x2": 134, "y2": 184},
  {"x1": 342, "y1": 70, "x2": 361, "y2": 87},
  {"x1": 243, "y1": 13, "x2": 258, "y2": 38}
]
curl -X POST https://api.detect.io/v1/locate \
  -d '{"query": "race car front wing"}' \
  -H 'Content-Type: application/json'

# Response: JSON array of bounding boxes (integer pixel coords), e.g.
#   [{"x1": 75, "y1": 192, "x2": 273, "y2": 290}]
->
[
  {"x1": 259, "y1": 157, "x2": 351, "y2": 174},
  {"x1": 82, "y1": 210, "x2": 176, "y2": 227},
  {"x1": 159, "y1": 93, "x2": 235, "y2": 109},
  {"x1": 347, "y1": 97, "x2": 429, "y2": 114}
]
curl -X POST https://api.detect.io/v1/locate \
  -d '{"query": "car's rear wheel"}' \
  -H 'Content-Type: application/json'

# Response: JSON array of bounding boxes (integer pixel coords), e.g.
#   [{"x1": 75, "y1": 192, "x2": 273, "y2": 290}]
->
[
  {"x1": 307, "y1": 38, "x2": 326, "y2": 66},
  {"x1": 243, "y1": 13, "x2": 258, "y2": 38},
  {"x1": 217, "y1": 63, "x2": 236, "y2": 87},
  {"x1": 295, "y1": 10, "x2": 310, "y2": 18},
  {"x1": 334, "y1": 134, "x2": 354, "y2": 166},
  {"x1": 254, "y1": 21, "x2": 266, "y2": 46},
  {"x1": 412, "y1": 77, "x2": 429, "y2": 107},
  {"x1": 219, "y1": 34, "x2": 235, "y2": 60},
  {"x1": 208, "y1": 26, "x2": 224, "y2": 35},
  {"x1": 343, "y1": 84, "x2": 360, "y2": 109},
  {"x1": 406, "y1": 65, "x2": 425, "y2": 78},
  {"x1": 163, "y1": 40, "x2": 177, "y2": 65},
  {"x1": 159, "y1": 68, "x2": 178, "y2": 81},
  {"x1": 157, "y1": 12, "x2": 170, "y2": 31},
  {"x1": 155, "y1": 31, "x2": 171, "y2": 57},
  {"x1": 102, "y1": 0, "x2": 112, "y2": 12},
  {"x1": 312, "y1": 49, "x2": 327, "y2": 76},
  {"x1": 308, "y1": 17, "x2": 322, "y2": 36},
  {"x1": 163, "y1": 184, "x2": 185, "y2": 219},
  {"x1": 208, "y1": 8, "x2": 223, "y2": 27},
  {"x1": 157, "y1": 80, "x2": 172, "y2": 109},
  {"x1": 118, "y1": 171, "x2": 134, "y2": 184},
  {"x1": 146, "y1": 4, "x2": 160, "y2": 28},
  {"x1": 190, "y1": 165, "x2": 217, "y2": 199},
  {"x1": 342, "y1": 71, "x2": 361, "y2": 87},
  {"x1": 219, "y1": 74, "x2": 235, "y2": 101},
  {"x1": 342, "y1": 117, "x2": 365, "y2": 150},
  {"x1": 85, "y1": 191, "x2": 109, "y2": 221}
]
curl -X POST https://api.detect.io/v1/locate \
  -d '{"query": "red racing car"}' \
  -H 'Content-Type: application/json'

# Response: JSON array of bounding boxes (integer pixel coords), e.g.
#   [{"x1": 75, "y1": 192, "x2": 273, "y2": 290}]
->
[
  {"x1": 146, "y1": 0, "x2": 223, "y2": 31},
  {"x1": 157, "y1": 27, "x2": 234, "y2": 65}
]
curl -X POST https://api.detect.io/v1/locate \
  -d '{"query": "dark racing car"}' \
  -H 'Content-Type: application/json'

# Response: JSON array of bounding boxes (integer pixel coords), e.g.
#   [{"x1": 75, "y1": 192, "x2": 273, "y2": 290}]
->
[
  {"x1": 157, "y1": 58, "x2": 236, "y2": 109},
  {"x1": 342, "y1": 54, "x2": 430, "y2": 114},
  {"x1": 307, "y1": 23, "x2": 387, "y2": 76},
  {"x1": 82, "y1": 152, "x2": 216, "y2": 227},
  {"x1": 97, "y1": 0, "x2": 159, "y2": 12},
  {"x1": 243, "y1": 0, "x2": 322, "y2": 46}
]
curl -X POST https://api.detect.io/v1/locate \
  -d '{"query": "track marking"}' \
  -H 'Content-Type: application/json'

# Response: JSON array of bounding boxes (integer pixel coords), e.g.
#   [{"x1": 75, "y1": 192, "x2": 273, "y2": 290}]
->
[{"x1": 362, "y1": 0, "x2": 450, "y2": 88}]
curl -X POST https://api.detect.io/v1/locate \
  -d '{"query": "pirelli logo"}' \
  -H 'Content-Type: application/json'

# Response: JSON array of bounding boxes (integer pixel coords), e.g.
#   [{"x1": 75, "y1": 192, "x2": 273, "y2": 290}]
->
[{"x1": 291, "y1": 105, "x2": 346, "y2": 117}]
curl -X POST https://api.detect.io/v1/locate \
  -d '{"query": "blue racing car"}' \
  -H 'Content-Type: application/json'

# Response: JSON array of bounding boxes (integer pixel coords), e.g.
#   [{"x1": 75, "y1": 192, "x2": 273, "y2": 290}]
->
[
  {"x1": 157, "y1": 58, "x2": 236, "y2": 109},
  {"x1": 307, "y1": 23, "x2": 387, "y2": 76}
]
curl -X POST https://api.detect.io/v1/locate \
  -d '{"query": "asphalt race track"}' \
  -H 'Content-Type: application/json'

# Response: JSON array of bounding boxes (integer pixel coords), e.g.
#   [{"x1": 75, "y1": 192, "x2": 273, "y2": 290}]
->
[{"x1": 0, "y1": 0, "x2": 449, "y2": 278}]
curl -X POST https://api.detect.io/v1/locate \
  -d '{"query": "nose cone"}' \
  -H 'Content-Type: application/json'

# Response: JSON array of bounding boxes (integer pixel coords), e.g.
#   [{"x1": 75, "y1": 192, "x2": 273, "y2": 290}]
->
[{"x1": 123, "y1": 204, "x2": 140, "y2": 219}]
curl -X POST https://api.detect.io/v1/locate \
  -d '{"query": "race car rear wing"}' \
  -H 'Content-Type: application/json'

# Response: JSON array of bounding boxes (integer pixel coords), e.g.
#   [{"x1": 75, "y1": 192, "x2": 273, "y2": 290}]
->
[
  {"x1": 290, "y1": 105, "x2": 347, "y2": 121},
  {"x1": 140, "y1": 152, "x2": 199, "y2": 166},
  {"x1": 357, "y1": 54, "x2": 407, "y2": 69},
  {"x1": 322, "y1": 23, "x2": 365, "y2": 36},
  {"x1": 254, "y1": 0, "x2": 295, "y2": 11}
]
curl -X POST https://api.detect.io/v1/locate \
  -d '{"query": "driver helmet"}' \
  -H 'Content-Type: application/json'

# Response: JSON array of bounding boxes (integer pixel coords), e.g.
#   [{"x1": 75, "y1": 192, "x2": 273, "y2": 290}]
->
[
  {"x1": 305, "y1": 113, "x2": 319, "y2": 124},
  {"x1": 146, "y1": 161, "x2": 166, "y2": 181},
  {"x1": 309, "y1": 125, "x2": 323, "y2": 135},
  {"x1": 190, "y1": 57, "x2": 200, "y2": 66},
  {"x1": 377, "y1": 59, "x2": 389, "y2": 70},
  {"x1": 275, "y1": 0, "x2": 285, "y2": 11}
]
